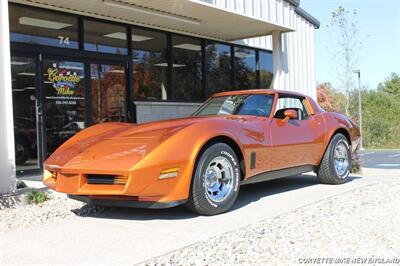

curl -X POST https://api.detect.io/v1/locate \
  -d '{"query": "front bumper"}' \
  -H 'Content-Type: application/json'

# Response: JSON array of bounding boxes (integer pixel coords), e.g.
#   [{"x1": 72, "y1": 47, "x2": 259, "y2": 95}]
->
[
  {"x1": 43, "y1": 162, "x2": 193, "y2": 203},
  {"x1": 68, "y1": 195, "x2": 186, "y2": 209}
]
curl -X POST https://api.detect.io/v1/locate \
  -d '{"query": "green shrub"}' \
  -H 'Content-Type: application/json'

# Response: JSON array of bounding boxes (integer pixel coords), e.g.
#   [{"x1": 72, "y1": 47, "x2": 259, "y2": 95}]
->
[
  {"x1": 352, "y1": 90, "x2": 400, "y2": 148},
  {"x1": 27, "y1": 189, "x2": 49, "y2": 204}
]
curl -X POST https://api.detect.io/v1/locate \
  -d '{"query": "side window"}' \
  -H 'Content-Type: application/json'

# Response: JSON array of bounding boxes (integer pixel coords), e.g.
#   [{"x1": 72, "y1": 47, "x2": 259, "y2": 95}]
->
[
  {"x1": 237, "y1": 94, "x2": 274, "y2": 117},
  {"x1": 274, "y1": 96, "x2": 310, "y2": 120}
]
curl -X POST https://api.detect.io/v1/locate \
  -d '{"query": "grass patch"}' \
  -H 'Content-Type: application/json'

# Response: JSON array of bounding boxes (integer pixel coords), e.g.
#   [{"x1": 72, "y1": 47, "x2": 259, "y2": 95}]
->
[{"x1": 27, "y1": 189, "x2": 49, "y2": 204}]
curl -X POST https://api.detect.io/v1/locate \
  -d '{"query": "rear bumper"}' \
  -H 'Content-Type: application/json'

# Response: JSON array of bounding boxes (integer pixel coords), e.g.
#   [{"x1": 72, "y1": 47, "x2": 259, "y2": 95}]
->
[{"x1": 68, "y1": 195, "x2": 186, "y2": 209}]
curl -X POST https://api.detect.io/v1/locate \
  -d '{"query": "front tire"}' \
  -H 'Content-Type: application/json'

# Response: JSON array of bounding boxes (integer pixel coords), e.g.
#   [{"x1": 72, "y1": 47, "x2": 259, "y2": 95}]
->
[
  {"x1": 317, "y1": 133, "x2": 351, "y2": 184},
  {"x1": 186, "y1": 143, "x2": 241, "y2": 216}
]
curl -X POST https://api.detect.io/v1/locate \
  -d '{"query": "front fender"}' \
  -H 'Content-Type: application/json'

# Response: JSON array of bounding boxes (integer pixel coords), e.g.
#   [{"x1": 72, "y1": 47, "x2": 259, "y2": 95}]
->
[
  {"x1": 323, "y1": 112, "x2": 360, "y2": 152},
  {"x1": 127, "y1": 118, "x2": 265, "y2": 202}
]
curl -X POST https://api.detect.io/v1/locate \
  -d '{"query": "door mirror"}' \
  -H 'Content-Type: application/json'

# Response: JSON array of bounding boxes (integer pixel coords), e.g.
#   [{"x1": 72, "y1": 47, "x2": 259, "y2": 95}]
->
[{"x1": 283, "y1": 109, "x2": 297, "y2": 120}]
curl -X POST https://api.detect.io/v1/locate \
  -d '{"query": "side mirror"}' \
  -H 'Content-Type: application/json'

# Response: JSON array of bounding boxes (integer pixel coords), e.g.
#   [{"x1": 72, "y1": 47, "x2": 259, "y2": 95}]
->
[{"x1": 283, "y1": 109, "x2": 297, "y2": 121}]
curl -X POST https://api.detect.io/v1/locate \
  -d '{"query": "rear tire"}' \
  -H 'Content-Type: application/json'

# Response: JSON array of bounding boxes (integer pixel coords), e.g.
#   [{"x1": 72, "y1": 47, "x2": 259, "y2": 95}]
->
[
  {"x1": 317, "y1": 133, "x2": 351, "y2": 184},
  {"x1": 186, "y1": 143, "x2": 241, "y2": 216}
]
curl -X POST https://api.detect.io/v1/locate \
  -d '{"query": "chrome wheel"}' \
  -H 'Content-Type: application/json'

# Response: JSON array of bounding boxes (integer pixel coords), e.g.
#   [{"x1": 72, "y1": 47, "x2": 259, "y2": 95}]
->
[
  {"x1": 204, "y1": 156, "x2": 234, "y2": 203},
  {"x1": 334, "y1": 141, "x2": 349, "y2": 177}
]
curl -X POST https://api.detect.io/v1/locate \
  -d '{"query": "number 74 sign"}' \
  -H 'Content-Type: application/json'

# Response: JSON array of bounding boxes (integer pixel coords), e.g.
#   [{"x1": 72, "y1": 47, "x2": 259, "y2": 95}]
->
[{"x1": 58, "y1": 36, "x2": 70, "y2": 45}]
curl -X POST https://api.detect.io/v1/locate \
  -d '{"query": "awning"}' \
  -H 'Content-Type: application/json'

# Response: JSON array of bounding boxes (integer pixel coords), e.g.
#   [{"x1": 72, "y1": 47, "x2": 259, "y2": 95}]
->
[{"x1": 11, "y1": 0, "x2": 294, "y2": 41}]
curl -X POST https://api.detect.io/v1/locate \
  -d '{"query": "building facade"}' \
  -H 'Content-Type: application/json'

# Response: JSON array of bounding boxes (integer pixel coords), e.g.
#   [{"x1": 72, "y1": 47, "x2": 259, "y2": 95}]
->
[{"x1": 0, "y1": 0, "x2": 319, "y2": 193}]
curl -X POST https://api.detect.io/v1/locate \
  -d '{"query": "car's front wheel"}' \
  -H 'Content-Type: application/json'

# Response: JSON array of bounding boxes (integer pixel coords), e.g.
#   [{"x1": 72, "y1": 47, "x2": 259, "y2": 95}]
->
[
  {"x1": 187, "y1": 143, "x2": 241, "y2": 216},
  {"x1": 317, "y1": 133, "x2": 351, "y2": 184}
]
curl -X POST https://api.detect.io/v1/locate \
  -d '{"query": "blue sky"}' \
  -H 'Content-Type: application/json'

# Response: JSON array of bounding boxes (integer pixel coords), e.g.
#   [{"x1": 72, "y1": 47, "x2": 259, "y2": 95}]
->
[{"x1": 301, "y1": 0, "x2": 400, "y2": 89}]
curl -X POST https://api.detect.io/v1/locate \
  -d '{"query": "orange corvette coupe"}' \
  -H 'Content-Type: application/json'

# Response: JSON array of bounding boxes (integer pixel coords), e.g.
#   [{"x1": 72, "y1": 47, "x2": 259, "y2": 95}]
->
[{"x1": 44, "y1": 89, "x2": 360, "y2": 215}]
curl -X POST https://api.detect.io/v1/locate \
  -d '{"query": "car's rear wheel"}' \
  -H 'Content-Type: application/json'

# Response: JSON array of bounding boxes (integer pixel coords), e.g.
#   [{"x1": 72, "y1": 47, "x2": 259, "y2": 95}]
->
[
  {"x1": 186, "y1": 143, "x2": 241, "y2": 216},
  {"x1": 317, "y1": 133, "x2": 351, "y2": 184}
]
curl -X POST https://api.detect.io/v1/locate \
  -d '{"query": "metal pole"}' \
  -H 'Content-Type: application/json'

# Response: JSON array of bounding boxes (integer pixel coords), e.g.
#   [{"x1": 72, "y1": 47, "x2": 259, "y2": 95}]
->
[{"x1": 357, "y1": 72, "x2": 363, "y2": 149}]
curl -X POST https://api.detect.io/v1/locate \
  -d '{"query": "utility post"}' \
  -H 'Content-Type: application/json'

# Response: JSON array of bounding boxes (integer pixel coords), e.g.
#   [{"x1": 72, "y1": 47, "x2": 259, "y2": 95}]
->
[{"x1": 353, "y1": 70, "x2": 363, "y2": 149}]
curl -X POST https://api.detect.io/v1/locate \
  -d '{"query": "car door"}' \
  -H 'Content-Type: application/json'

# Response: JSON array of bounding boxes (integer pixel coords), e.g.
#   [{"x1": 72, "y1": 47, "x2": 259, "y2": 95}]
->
[{"x1": 269, "y1": 95, "x2": 325, "y2": 170}]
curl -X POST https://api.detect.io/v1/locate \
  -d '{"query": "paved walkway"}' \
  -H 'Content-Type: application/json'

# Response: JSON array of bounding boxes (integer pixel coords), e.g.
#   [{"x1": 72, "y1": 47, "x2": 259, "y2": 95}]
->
[{"x1": 1, "y1": 168, "x2": 399, "y2": 265}]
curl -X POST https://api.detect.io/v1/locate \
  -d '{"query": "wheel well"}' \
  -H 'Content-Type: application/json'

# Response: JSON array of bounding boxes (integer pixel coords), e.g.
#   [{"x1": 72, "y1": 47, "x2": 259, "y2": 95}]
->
[
  {"x1": 197, "y1": 136, "x2": 246, "y2": 179},
  {"x1": 332, "y1": 128, "x2": 351, "y2": 146}
]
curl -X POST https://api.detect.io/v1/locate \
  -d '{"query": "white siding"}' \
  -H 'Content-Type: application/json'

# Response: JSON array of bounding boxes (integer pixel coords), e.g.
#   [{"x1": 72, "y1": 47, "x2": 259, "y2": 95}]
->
[
  {"x1": 203, "y1": 0, "x2": 317, "y2": 99},
  {"x1": 0, "y1": 0, "x2": 16, "y2": 193}
]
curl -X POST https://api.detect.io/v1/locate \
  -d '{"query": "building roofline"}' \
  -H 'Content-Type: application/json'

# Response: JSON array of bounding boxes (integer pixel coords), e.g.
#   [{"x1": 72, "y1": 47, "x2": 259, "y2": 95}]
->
[
  {"x1": 284, "y1": 0, "x2": 320, "y2": 29},
  {"x1": 285, "y1": 0, "x2": 300, "y2": 7}
]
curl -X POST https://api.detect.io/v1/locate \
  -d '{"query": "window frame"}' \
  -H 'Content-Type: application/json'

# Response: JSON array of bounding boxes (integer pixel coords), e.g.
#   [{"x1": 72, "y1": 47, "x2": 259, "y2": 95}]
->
[
  {"x1": 131, "y1": 26, "x2": 170, "y2": 101},
  {"x1": 9, "y1": 4, "x2": 80, "y2": 49},
  {"x1": 83, "y1": 18, "x2": 129, "y2": 55},
  {"x1": 204, "y1": 41, "x2": 233, "y2": 96},
  {"x1": 9, "y1": 3, "x2": 274, "y2": 105},
  {"x1": 171, "y1": 34, "x2": 203, "y2": 102},
  {"x1": 233, "y1": 46, "x2": 257, "y2": 90}
]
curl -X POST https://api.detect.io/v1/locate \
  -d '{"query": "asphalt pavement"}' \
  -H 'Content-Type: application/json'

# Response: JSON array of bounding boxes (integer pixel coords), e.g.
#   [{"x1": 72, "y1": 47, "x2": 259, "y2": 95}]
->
[{"x1": 360, "y1": 150, "x2": 400, "y2": 169}]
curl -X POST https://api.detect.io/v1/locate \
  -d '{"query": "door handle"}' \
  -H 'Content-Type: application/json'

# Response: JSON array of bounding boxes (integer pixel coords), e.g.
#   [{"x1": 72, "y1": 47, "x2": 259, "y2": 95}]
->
[{"x1": 36, "y1": 101, "x2": 43, "y2": 125}]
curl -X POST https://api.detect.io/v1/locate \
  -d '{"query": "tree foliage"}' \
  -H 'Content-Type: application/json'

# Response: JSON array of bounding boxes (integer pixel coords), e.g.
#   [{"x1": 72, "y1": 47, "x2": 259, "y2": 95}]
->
[
  {"x1": 378, "y1": 73, "x2": 400, "y2": 98},
  {"x1": 317, "y1": 83, "x2": 346, "y2": 113}
]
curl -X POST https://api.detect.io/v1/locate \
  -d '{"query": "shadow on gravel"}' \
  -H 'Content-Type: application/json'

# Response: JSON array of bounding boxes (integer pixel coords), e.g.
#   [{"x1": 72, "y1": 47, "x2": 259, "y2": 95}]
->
[{"x1": 72, "y1": 174, "x2": 362, "y2": 221}]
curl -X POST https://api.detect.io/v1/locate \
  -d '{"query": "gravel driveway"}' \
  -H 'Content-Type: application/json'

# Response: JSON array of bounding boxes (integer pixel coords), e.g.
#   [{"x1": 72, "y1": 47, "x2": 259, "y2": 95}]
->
[
  {"x1": 0, "y1": 193, "x2": 102, "y2": 233},
  {"x1": 144, "y1": 182, "x2": 400, "y2": 265}
]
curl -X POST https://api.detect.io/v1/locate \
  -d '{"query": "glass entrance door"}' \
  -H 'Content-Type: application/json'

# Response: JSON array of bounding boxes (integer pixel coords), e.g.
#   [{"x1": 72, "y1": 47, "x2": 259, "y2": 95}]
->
[
  {"x1": 42, "y1": 59, "x2": 86, "y2": 157},
  {"x1": 11, "y1": 55, "x2": 41, "y2": 173},
  {"x1": 11, "y1": 56, "x2": 129, "y2": 175},
  {"x1": 90, "y1": 63, "x2": 126, "y2": 123}
]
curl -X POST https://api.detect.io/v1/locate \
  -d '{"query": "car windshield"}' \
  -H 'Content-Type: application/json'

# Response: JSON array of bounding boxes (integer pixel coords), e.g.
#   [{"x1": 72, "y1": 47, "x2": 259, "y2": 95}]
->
[{"x1": 192, "y1": 94, "x2": 274, "y2": 117}]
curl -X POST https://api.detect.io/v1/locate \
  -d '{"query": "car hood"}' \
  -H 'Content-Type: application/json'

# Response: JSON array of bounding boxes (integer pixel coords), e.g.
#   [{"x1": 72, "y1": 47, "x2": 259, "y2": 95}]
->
[
  {"x1": 44, "y1": 116, "x2": 211, "y2": 174},
  {"x1": 45, "y1": 115, "x2": 261, "y2": 174}
]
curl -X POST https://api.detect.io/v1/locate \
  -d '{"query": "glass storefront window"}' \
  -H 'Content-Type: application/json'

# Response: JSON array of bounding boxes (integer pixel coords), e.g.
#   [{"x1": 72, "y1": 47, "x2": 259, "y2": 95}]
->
[
  {"x1": 9, "y1": 5, "x2": 78, "y2": 49},
  {"x1": 206, "y1": 42, "x2": 232, "y2": 95},
  {"x1": 90, "y1": 64, "x2": 126, "y2": 123},
  {"x1": 259, "y1": 50, "x2": 273, "y2": 89},
  {"x1": 42, "y1": 60, "x2": 86, "y2": 156},
  {"x1": 132, "y1": 28, "x2": 168, "y2": 100},
  {"x1": 172, "y1": 35, "x2": 203, "y2": 102},
  {"x1": 11, "y1": 56, "x2": 40, "y2": 171},
  {"x1": 84, "y1": 20, "x2": 128, "y2": 55},
  {"x1": 234, "y1": 47, "x2": 256, "y2": 89}
]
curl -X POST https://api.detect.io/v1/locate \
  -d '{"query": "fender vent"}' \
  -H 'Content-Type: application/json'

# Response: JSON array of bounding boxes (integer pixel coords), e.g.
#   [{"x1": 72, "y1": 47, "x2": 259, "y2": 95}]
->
[{"x1": 250, "y1": 152, "x2": 256, "y2": 169}]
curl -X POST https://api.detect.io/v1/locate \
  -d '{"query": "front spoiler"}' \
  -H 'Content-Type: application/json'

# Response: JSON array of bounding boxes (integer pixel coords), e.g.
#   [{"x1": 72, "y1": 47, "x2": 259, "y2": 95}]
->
[{"x1": 68, "y1": 195, "x2": 187, "y2": 209}]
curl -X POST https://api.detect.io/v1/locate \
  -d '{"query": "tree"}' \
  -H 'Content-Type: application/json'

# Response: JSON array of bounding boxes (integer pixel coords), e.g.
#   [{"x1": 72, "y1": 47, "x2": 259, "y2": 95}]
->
[
  {"x1": 316, "y1": 82, "x2": 346, "y2": 113},
  {"x1": 378, "y1": 72, "x2": 400, "y2": 98},
  {"x1": 351, "y1": 90, "x2": 400, "y2": 148},
  {"x1": 328, "y1": 6, "x2": 362, "y2": 115}
]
